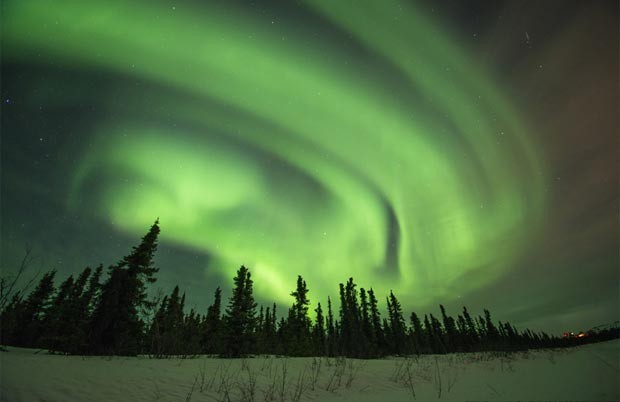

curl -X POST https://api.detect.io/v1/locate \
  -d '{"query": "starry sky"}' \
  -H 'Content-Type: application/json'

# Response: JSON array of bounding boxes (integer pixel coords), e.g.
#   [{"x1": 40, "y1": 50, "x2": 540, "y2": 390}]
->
[{"x1": 1, "y1": 0, "x2": 618, "y2": 334}]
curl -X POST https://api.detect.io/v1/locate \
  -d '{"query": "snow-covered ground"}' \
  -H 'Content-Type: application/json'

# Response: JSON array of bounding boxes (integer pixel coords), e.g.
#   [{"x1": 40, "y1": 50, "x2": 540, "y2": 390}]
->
[{"x1": 1, "y1": 340, "x2": 618, "y2": 402}]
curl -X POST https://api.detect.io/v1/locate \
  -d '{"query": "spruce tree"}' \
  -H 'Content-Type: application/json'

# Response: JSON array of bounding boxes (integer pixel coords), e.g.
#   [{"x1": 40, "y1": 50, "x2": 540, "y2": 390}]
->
[
  {"x1": 367, "y1": 288, "x2": 384, "y2": 355},
  {"x1": 40, "y1": 274, "x2": 75, "y2": 350},
  {"x1": 45, "y1": 268, "x2": 90, "y2": 353},
  {"x1": 326, "y1": 296, "x2": 336, "y2": 356},
  {"x1": 424, "y1": 314, "x2": 440, "y2": 353},
  {"x1": 313, "y1": 302, "x2": 326, "y2": 356},
  {"x1": 359, "y1": 288, "x2": 375, "y2": 356},
  {"x1": 201, "y1": 286, "x2": 222, "y2": 355},
  {"x1": 0, "y1": 292, "x2": 24, "y2": 345},
  {"x1": 258, "y1": 306, "x2": 270, "y2": 354},
  {"x1": 257, "y1": 305, "x2": 265, "y2": 350},
  {"x1": 149, "y1": 295, "x2": 168, "y2": 356},
  {"x1": 264, "y1": 303, "x2": 277, "y2": 354},
  {"x1": 410, "y1": 311, "x2": 427, "y2": 354},
  {"x1": 183, "y1": 308, "x2": 201, "y2": 356},
  {"x1": 88, "y1": 220, "x2": 160, "y2": 355},
  {"x1": 439, "y1": 305, "x2": 459, "y2": 352},
  {"x1": 13, "y1": 270, "x2": 56, "y2": 347},
  {"x1": 161, "y1": 286, "x2": 184, "y2": 354},
  {"x1": 222, "y1": 265, "x2": 257, "y2": 357},
  {"x1": 429, "y1": 314, "x2": 447, "y2": 354},
  {"x1": 338, "y1": 278, "x2": 364, "y2": 357},
  {"x1": 456, "y1": 314, "x2": 470, "y2": 351},
  {"x1": 387, "y1": 291, "x2": 407, "y2": 355},
  {"x1": 462, "y1": 306, "x2": 478, "y2": 344},
  {"x1": 288, "y1": 275, "x2": 311, "y2": 355},
  {"x1": 484, "y1": 309, "x2": 500, "y2": 343},
  {"x1": 46, "y1": 266, "x2": 96, "y2": 353}
]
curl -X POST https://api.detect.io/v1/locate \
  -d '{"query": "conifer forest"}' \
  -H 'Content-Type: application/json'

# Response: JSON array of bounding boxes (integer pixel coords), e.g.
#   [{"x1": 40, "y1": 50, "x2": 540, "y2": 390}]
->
[{"x1": 2, "y1": 221, "x2": 616, "y2": 358}]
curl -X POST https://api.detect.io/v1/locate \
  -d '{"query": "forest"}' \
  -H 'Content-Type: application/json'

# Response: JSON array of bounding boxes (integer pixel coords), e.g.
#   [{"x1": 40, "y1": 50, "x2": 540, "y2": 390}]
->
[{"x1": 1, "y1": 220, "x2": 617, "y2": 357}]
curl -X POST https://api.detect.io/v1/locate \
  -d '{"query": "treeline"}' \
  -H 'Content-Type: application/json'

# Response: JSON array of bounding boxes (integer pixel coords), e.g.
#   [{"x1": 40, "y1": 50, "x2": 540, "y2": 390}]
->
[{"x1": 1, "y1": 221, "x2": 616, "y2": 357}]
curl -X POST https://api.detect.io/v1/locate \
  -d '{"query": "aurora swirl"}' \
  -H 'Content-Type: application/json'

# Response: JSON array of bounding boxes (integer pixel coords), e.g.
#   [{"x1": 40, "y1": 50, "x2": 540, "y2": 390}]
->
[{"x1": 2, "y1": 1, "x2": 617, "y2": 331}]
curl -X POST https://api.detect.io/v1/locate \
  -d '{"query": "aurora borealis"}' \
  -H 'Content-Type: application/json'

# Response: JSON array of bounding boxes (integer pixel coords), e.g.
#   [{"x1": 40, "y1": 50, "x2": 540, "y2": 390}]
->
[{"x1": 1, "y1": 1, "x2": 618, "y2": 333}]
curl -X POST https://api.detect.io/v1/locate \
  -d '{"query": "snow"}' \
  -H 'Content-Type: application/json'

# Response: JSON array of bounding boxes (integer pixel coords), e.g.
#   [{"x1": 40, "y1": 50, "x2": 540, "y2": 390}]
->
[{"x1": 1, "y1": 340, "x2": 618, "y2": 401}]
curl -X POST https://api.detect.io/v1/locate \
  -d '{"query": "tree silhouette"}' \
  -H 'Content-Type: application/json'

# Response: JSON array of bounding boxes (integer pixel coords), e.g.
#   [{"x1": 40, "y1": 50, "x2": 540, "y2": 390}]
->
[
  {"x1": 367, "y1": 288, "x2": 385, "y2": 355},
  {"x1": 40, "y1": 273, "x2": 75, "y2": 350},
  {"x1": 201, "y1": 286, "x2": 222, "y2": 355},
  {"x1": 313, "y1": 302, "x2": 326, "y2": 355},
  {"x1": 2, "y1": 221, "x2": 614, "y2": 357},
  {"x1": 410, "y1": 311, "x2": 428, "y2": 354},
  {"x1": 88, "y1": 220, "x2": 160, "y2": 355},
  {"x1": 222, "y1": 265, "x2": 257, "y2": 357},
  {"x1": 286, "y1": 275, "x2": 312, "y2": 355},
  {"x1": 12, "y1": 270, "x2": 56, "y2": 347},
  {"x1": 326, "y1": 296, "x2": 336, "y2": 356}
]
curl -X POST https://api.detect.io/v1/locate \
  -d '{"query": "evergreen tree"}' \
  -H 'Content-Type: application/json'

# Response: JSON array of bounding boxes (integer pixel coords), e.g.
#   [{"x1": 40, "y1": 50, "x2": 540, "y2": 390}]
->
[
  {"x1": 149, "y1": 295, "x2": 168, "y2": 356},
  {"x1": 62, "y1": 265, "x2": 101, "y2": 353},
  {"x1": 367, "y1": 288, "x2": 385, "y2": 355},
  {"x1": 161, "y1": 286, "x2": 184, "y2": 354},
  {"x1": 313, "y1": 302, "x2": 326, "y2": 356},
  {"x1": 257, "y1": 305, "x2": 270, "y2": 354},
  {"x1": 276, "y1": 316, "x2": 286, "y2": 355},
  {"x1": 326, "y1": 296, "x2": 336, "y2": 356},
  {"x1": 183, "y1": 308, "x2": 201, "y2": 355},
  {"x1": 483, "y1": 309, "x2": 500, "y2": 347},
  {"x1": 287, "y1": 275, "x2": 311, "y2": 355},
  {"x1": 13, "y1": 270, "x2": 56, "y2": 347},
  {"x1": 387, "y1": 291, "x2": 407, "y2": 355},
  {"x1": 462, "y1": 306, "x2": 478, "y2": 344},
  {"x1": 359, "y1": 288, "x2": 375, "y2": 356},
  {"x1": 440, "y1": 305, "x2": 459, "y2": 352},
  {"x1": 338, "y1": 278, "x2": 365, "y2": 357},
  {"x1": 222, "y1": 265, "x2": 257, "y2": 357},
  {"x1": 257, "y1": 305, "x2": 265, "y2": 348},
  {"x1": 381, "y1": 317, "x2": 391, "y2": 354},
  {"x1": 429, "y1": 314, "x2": 447, "y2": 354},
  {"x1": 40, "y1": 274, "x2": 75, "y2": 350},
  {"x1": 0, "y1": 292, "x2": 24, "y2": 345},
  {"x1": 476, "y1": 315, "x2": 487, "y2": 339},
  {"x1": 334, "y1": 319, "x2": 341, "y2": 355},
  {"x1": 88, "y1": 220, "x2": 160, "y2": 355},
  {"x1": 201, "y1": 286, "x2": 222, "y2": 355},
  {"x1": 263, "y1": 303, "x2": 278, "y2": 354},
  {"x1": 456, "y1": 314, "x2": 470, "y2": 351},
  {"x1": 424, "y1": 314, "x2": 440, "y2": 354},
  {"x1": 410, "y1": 311, "x2": 428, "y2": 354}
]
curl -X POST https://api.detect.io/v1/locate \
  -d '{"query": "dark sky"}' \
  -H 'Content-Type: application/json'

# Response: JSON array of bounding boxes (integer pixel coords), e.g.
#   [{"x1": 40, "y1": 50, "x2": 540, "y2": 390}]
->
[{"x1": 1, "y1": 0, "x2": 618, "y2": 334}]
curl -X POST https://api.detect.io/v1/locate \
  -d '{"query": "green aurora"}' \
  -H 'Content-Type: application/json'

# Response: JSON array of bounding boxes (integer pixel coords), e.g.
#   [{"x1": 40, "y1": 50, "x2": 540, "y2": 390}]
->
[{"x1": 1, "y1": 1, "x2": 618, "y2": 332}]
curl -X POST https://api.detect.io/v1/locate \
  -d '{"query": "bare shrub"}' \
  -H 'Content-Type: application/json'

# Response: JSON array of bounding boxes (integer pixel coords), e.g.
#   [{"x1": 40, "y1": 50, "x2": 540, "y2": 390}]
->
[
  {"x1": 238, "y1": 365, "x2": 258, "y2": 402},
  {"x1": 403, "y1": 360, "x2": 417, "y2": 400},
  {"x1": 344, "y1": 359, "x2": 363, "y2": 389},
  {"x1": 390, "y1": 358, "x2": 409, "y2": 383},
  {"x1": 185, "y1": 375, "x2": 198, "y2": 402},
  {"x1": 325, "y1": 357, "x2": 346, "y2": 392},
  {"x1": 289, "y1": 367, "x2": 307, "y2": 402},
  {"x1": 307, "y1": 357, "x2": 322, "y2": 391},
  {"x1": 278, "y1": 359, "x2": 288, "y2": 402},
  {"x1": 197, "y1": 359, "x2": 208, "y2": 392},
  {"x1": 434, "y1": 356, "x2": 443, "y2": 399},
  {"x1": 262, "y1": 372, "x2": 277, "y2": 402},
  {"x1": 213, "y1": 362, "x2": 237, "y2": 402}
]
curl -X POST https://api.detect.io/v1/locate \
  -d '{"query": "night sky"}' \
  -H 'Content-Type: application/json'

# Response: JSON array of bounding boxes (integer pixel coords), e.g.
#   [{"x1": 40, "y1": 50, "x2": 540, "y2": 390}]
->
[{"x1": 1, "y1": 0, "x2": 618, "y2": 334}]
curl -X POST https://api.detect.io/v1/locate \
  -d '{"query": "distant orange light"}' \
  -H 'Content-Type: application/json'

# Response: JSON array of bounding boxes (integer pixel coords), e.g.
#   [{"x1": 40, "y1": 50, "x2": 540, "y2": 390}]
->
[{"x1": 577, "y1": 332, "x2": 586, "y2": 338}]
